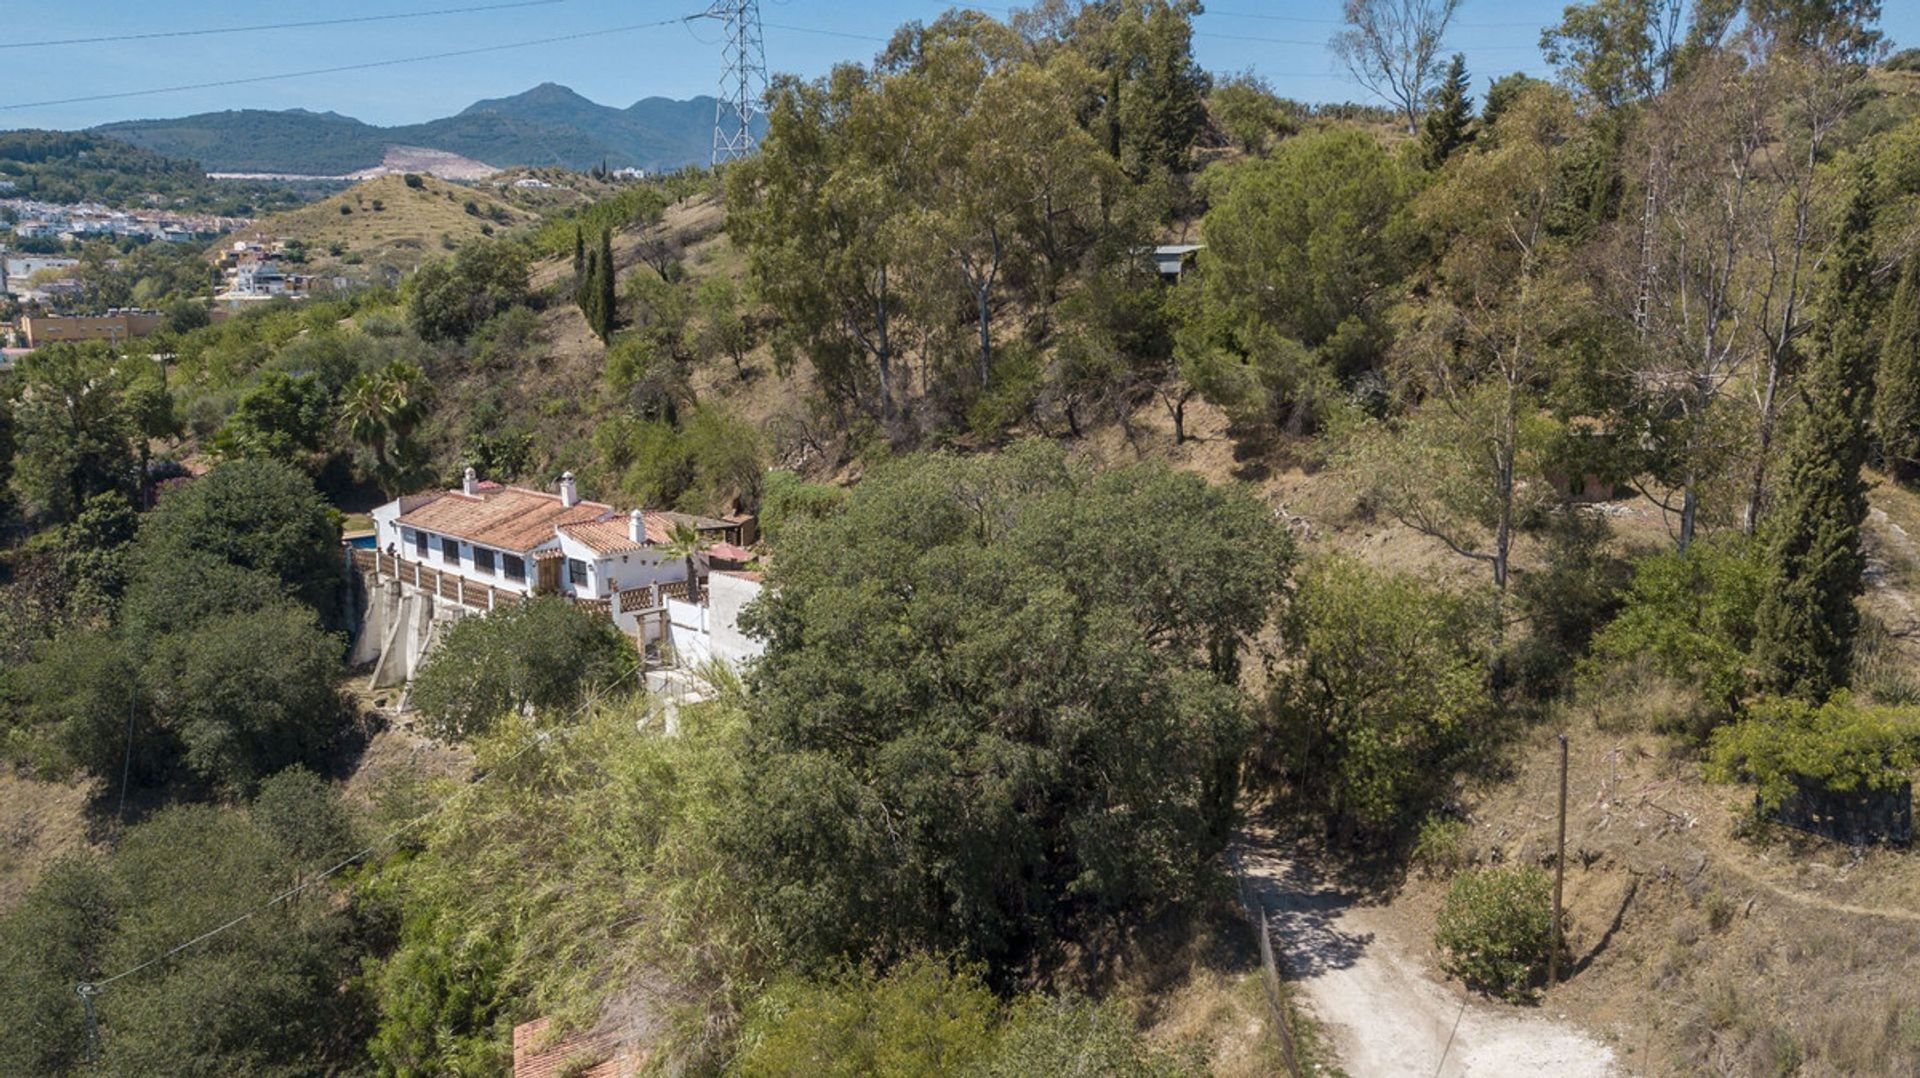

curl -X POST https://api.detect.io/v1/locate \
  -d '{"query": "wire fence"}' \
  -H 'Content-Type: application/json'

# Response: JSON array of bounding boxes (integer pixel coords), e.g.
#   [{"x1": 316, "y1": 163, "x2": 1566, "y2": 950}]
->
[{"x1": 1228, "y1": 848, "x2": 1304, "y2": 1078}]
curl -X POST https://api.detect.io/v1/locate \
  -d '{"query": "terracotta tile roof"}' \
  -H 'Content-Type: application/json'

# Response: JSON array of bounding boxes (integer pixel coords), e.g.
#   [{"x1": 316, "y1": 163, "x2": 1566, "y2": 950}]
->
[
  {"x1": 559, "y1": 516, "x2": 655, "y2": 555},
  {"x1": 397, "y1": 486, "x2": 612, "y2": 553},
  {"x1": 511, "y1": 1018, "x2": 639, "y2": 1078}
]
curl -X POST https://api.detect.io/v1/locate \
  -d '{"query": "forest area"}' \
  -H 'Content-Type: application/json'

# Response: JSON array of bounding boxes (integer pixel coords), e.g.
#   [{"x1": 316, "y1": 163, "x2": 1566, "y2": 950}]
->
[{"x1": 5, "y1": 0, "x2": 1920, "y2": 1073}]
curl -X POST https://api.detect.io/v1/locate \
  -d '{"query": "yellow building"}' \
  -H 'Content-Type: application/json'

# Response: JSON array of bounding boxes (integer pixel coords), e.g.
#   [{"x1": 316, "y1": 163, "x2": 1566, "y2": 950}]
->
[{"x1": 19, "y1": 309, "x2": 165, "y2": 348}]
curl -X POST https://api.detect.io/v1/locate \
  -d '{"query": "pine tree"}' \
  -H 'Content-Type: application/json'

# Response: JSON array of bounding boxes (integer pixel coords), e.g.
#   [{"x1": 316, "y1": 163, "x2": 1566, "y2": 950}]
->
[
  {"x1": 1875, "y1": 254, "x2": 1920, "y2": 484},
  {"x1": 1421, "y1": 54, "x2": 1474, "y2": 171},
  {"x1": 1752, "y1": 171, "x2": 1879, "y2": 699},
  {"x1": 595, "y1": 228, "x2": 617, "y2": 342}
]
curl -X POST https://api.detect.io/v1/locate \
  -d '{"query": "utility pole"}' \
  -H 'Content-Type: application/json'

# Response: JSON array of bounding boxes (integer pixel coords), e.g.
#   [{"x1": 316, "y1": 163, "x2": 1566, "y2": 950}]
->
[
  {"x1": 1549, "y1": 732, "x2": 1569, "y2": 986},
  {"x1": 700, "y1": 0, "x2": 768, "y2": 165}
]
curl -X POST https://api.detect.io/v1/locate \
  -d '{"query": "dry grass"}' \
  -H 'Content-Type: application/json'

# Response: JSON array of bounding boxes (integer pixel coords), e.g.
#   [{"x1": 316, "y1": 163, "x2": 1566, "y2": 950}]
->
[
  {"x1": 1363, "y1": 695, "x2": 1920, "y2": 1076},
  {"x1": 0, "y1": 767, "x2": 98, "y2": 913},
  {"x1": 222, "y1": 173, "x2": 537, "y2": 276}
]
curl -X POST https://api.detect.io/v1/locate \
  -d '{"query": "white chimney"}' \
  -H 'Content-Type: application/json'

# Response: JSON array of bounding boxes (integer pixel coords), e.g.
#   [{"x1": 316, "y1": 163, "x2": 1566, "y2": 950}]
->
[
  {"x1": 559, "y1": 471, "x2": 579, "y2": 508},
  {"x1": 629, "y1": 508, "x2": 647, "y2": 545},
  {"x1": 462, "y1": 466, "x2": 478, "y2": 496}
]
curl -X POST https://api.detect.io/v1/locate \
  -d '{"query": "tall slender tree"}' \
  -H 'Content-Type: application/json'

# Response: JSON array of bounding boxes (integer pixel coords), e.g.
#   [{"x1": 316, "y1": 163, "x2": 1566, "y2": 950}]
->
[
  {"x1": 1420, "y1": 53, "x2": 1475, "y2": 169},
  {"x1": 1752, "y1": 170, "x2": 1878, "y2": 700},
  {"x1": 1874, "y1": 255, "x2": 1920, "y2": 483},
  {"x1": 596, "y1": 228, "x2": 618, "y2": 342}
]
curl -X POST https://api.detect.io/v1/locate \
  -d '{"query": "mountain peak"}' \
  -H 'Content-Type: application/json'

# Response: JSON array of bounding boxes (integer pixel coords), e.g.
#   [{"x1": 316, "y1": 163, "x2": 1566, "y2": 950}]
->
[{"x1": 463, "y1": 83, "x2": 599, "y2": 115}]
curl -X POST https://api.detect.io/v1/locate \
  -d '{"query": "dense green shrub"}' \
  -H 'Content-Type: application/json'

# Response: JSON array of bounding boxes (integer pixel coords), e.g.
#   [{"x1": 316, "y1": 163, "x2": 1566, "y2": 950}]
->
[
  {"x1": 1435, "y1": 865, "x2": 1557, "y2": 1002},
  {"x1": 1411, "y1": 814, "x2": 1471, "y2": 877},
  {"x1": 129, "y1": 458, "x2": 343, "y2": 625},
  {"x1": 1265, "y1": 555, "x2": 1494, "y2": 838},
  {"x1": 146, "y1": 602, "x2": 346, "y2": 793},
  {"x1": 758, "y1": 469, "x2": 846, "y2": 541},
  {"x1": 733, "y1": 957, "x2": 1188, "y2": 1078},
  {"x1": 1706, "y1": 692, "x2": 1920, "y2": 812},
  {"x1": 1512, "y1": 510, "x2": 1630, "y2": 697},
  {"x1": 408, "y1": 597, "x2": 632, "y2": 741},
  {"x1": 1580, "y1": 537, "x2": 1768, "y2": 739},
  {"x1": 0, "y1": 805, "x2": 371, "y2": 1076},
  {"x1": 408, "y1": 239, "x2": 530, "y2": 342},
  {"x1": 363, "y1": 701, "x2": 764, "y2": 1072}
]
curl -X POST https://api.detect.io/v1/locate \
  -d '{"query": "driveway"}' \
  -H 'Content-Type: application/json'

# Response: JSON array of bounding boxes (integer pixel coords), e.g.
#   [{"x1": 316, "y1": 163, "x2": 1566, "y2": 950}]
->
[{"x1": 1235, "y1": 836, "x2": 1617, "y2": 1077}]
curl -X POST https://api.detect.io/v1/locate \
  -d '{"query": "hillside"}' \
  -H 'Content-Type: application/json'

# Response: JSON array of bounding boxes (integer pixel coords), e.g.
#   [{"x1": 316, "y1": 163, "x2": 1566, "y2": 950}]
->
[
  {"x1": 225, "y1": 173, "x2": 536, "y2": 276},
  {"x1": 94, "y1": 87, "x2": 738, "y2": 176},
  {"x1": 0, "y1": 129, "x2": 308, "y2": 213}
]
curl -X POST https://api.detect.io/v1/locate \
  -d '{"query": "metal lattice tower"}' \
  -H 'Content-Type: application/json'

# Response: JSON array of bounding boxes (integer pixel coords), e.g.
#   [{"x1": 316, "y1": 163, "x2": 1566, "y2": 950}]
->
[{"x1": 702, "y1": 0, "x2": 767, "y2": 165}]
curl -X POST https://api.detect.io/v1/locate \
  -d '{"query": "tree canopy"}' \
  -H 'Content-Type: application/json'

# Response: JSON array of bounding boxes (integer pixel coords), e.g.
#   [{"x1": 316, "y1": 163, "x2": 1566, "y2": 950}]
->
[{"x1": 730, "y1": 442, "x2": 1291, "y2": 972}]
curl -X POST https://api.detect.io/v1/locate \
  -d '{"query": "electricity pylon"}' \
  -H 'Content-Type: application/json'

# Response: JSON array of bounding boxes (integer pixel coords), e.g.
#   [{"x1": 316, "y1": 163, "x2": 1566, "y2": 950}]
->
[{"x1": 701, "y1": 0, "x2": 767, "y2": 165}]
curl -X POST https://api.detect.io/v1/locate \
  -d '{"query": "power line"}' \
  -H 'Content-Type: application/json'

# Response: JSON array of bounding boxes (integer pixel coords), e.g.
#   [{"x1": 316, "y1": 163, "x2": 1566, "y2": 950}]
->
[
  {"x1": 1193, "y1": 31, "x2": 1537, "y2": 51},
  {"x1": 0, "y1": 0, "x2": 575, "y2": 50},
  {"x1": 763, "y1": 22, "x2": 891, "y2": 43},
  {"x1": 1204, "y1": 7, "x2": 1549, "y2": 30},
  {"x1": 0, "y1": 19, "x2": 693, "y2": 112}
]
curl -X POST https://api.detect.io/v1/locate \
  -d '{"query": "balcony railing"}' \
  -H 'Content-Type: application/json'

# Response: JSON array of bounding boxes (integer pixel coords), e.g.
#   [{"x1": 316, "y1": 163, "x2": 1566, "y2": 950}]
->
[{"x1": 353, "y1": 548, "x2": 706, "y2": 615}]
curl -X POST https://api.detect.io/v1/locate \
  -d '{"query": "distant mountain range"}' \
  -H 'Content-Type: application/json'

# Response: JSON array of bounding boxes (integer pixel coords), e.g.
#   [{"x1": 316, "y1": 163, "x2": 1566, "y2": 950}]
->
[{"x1": 92, "y1": 84, "x2": 742, "y2": 176}]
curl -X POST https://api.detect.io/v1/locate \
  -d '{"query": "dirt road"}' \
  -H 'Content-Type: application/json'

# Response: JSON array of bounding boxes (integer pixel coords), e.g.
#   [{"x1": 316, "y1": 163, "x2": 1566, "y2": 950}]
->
[{"x1": 1236, "y1": 837, "x2": 1617, "y2": 1077}]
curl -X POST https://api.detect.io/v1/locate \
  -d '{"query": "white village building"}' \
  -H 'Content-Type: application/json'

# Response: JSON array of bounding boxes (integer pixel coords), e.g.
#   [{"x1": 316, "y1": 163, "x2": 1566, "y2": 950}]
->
[{"x1": 352, "y1": 469, "x2": 764, "y2": 692}]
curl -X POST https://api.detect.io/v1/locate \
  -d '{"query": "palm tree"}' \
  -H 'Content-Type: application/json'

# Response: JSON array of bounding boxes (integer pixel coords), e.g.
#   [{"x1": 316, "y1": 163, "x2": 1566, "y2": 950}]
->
[
  {"x1": 340, "y1": 361, "x2": 431, "y2": 494},
  {"x1": 657, "y1": 522, "x2": 710, "y2": 604},
  {"x1": 340, "y1": 373, "x2": 392, "y2": 480},
  {"x1": 378, "y1": 360, "x2": 429, "y2": 449}
]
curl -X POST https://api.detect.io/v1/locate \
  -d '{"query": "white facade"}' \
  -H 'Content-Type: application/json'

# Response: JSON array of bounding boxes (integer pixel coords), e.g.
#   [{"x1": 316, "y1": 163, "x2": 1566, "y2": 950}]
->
[
  {"x1": 554, "y1": 528, "x2": 684, "y2": 600},
  {"x1": 368, "y1": 482, "x2": 691, "y2": 603}
]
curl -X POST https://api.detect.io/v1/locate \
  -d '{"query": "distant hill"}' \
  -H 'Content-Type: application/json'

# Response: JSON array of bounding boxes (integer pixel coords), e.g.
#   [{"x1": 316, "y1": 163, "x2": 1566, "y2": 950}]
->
[
  {"x1": 0, "y1": 129, "x2": 308, "y2": 214},
  {"x1": 228, "y1": 173, "x2": 537, "y2": 277},
  {"x1": 94, "y1": 86, "x2": 745, "y2": 176}
]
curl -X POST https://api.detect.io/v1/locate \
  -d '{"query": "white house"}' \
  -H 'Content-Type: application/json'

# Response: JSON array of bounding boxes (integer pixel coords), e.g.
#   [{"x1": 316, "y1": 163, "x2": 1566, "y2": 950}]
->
[
  {"x1": 356, "y1": 470, "x2": 765, "y2": 688},
  {"x1": 369, "y1": 469, "x2": 704, "y2": 600}
]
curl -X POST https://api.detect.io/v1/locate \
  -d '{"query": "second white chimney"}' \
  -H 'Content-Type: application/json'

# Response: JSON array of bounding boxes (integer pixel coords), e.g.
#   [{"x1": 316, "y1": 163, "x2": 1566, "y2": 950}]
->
[
  {"x1": 629, "y1": 508, "x2": 646, "y2": 545},
  {"x1": 462, "y1": 466, "x2": 478, "y2": 496},
  {"x1": 559, "y1": 471, "x2": 579, "y2": 508}
]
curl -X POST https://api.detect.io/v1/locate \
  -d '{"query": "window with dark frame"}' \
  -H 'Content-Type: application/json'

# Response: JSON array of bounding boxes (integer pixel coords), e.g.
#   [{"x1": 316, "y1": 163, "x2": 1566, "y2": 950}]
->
[
  {"x1": 568, "y1": 558, "x2": 588, "y2": 587},
  {"x1": 474, "y1": 548, "x2": 496, "y2": 575},
  {"x1": 413, "y1": 529, "x2": 427, "y2": 557},
  {"x1": 503, "y1": 554, "x2": 526, "y2": 581},
  {"x1": 442, "y1": 538, "x2": 460, "y2": 565}
]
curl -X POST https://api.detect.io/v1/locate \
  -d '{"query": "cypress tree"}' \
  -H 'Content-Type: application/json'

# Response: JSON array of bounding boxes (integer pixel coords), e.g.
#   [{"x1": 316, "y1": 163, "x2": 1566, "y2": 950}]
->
[
  {"x1": 1752, "y1": 170, "x2": 1879, "y2": 699},
  {"x1": 1421, "y1": 54, "x2": 1475, "y2": 170},
  {"x1": 595, "y1": 228, "x2": 617, "y2": 341},
  {"x1": 572, "y1": 224, "x2": 585, "y2": 287},
  {"x1": 1875, "y1": 254, "x2": 1920, "y2": 484},
  {"x1": 577, "y1": 245, "x2": 600, "y2": 335}
]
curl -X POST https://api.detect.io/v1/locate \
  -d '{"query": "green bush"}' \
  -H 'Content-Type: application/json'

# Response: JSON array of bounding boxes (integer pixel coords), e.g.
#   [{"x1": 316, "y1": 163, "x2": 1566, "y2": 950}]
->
[
  {"x1": 1266, "y1": 555, "x2": 1494, "y2": 838},
  {"x1": 1579, "y1": 536, "x2": 1768, "y2": 741},
  {"x1": 1411, "y1": 814, "x2": 1470, "y2": 877},
  {"x1": 409, "y1": 597, "x2": 632, "y2": 741},
  {"x1": 759, "y1": 470, "x2": 845, "y2": 541},
  {"x1": 1705, "y1": 692, "x2": 1920, "y2": 812},
  {"x1": 733, "y1": 957, "x2": 1187, "y2": 1078},
  {"x1": 1435, "y1": 865, "x2": 1557, "y2": 1001}
]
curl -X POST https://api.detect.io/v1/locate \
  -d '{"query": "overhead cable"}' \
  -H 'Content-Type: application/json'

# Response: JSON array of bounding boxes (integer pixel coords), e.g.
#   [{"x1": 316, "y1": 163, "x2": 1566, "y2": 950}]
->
[
  {"x1": 0, "y1": 19, "x2": 692, "y2": 111},
  {"x1": 0, "y1": 0, "x2": 575, "y2": 50}
]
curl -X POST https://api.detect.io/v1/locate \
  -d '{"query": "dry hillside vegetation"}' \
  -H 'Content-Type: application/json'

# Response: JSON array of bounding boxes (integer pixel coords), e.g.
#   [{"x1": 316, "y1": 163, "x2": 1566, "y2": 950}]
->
[{"x1": 222, "y1": 173, "x2": 536, "y2": 276}]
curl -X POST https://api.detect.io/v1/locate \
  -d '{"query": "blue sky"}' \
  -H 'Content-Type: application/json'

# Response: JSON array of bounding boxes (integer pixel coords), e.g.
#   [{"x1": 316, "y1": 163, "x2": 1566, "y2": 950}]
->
[{"x1": 3, "y1": 0, "x2": 1916, "y2": 130}]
